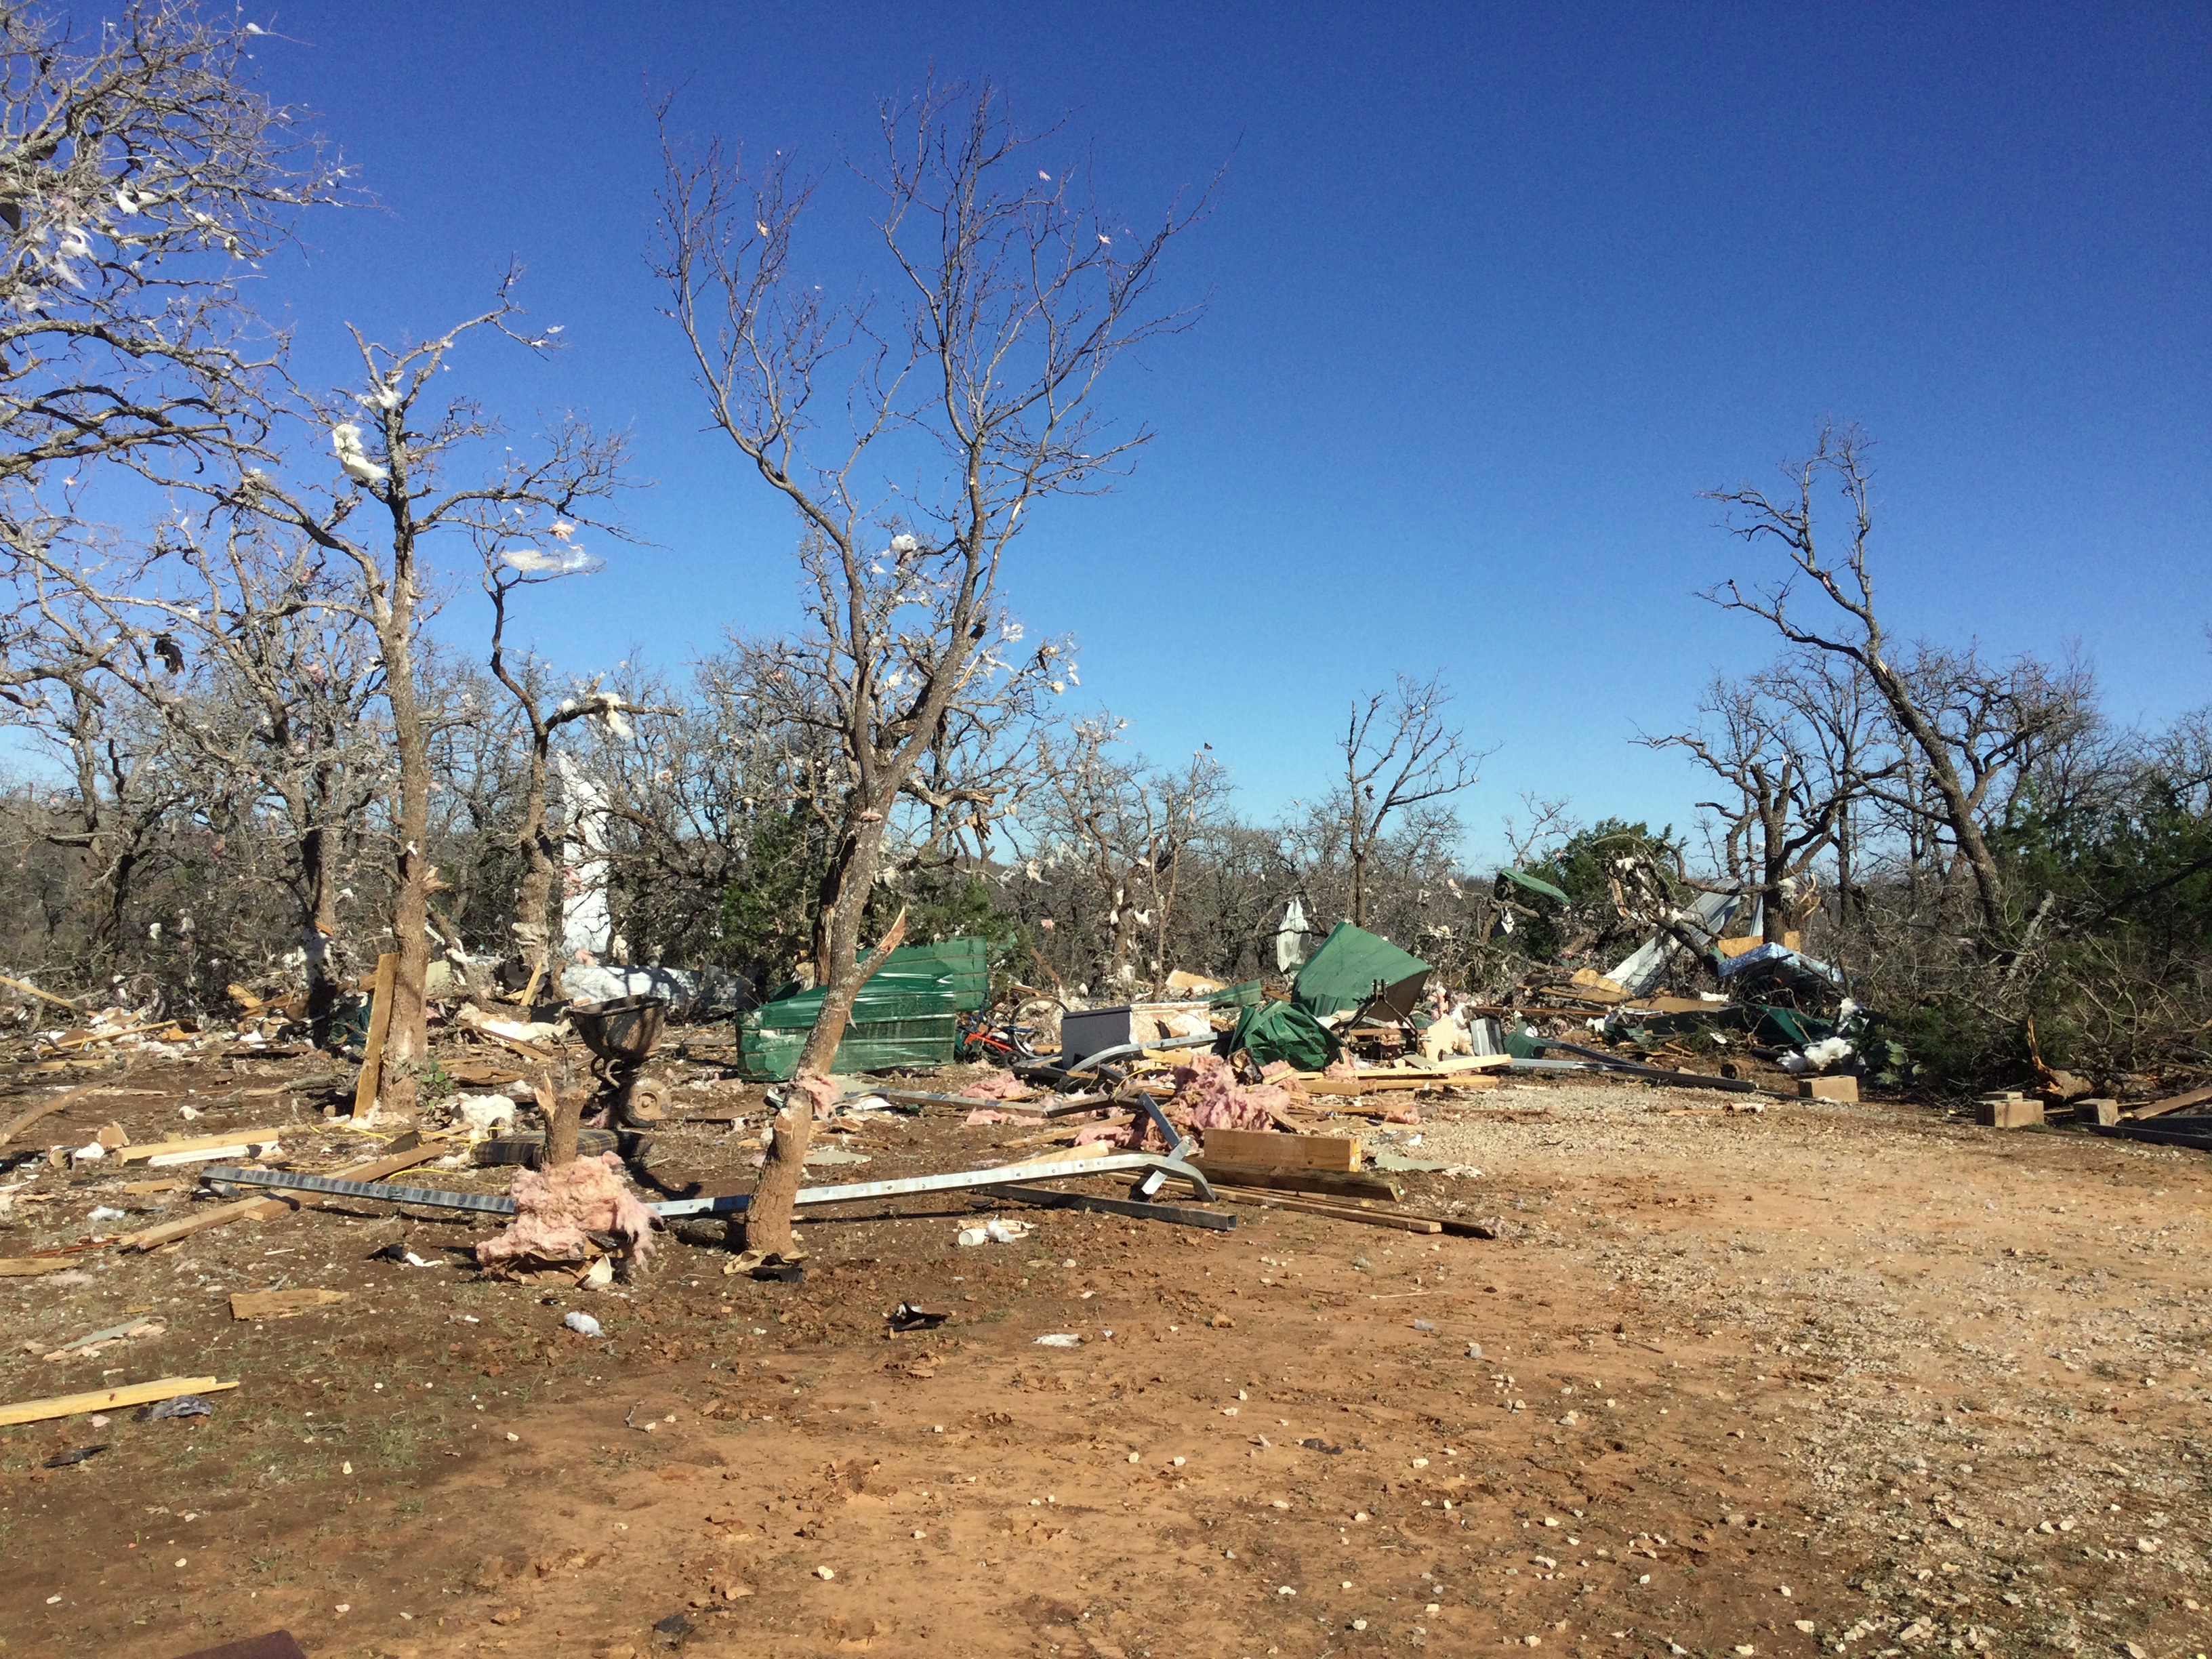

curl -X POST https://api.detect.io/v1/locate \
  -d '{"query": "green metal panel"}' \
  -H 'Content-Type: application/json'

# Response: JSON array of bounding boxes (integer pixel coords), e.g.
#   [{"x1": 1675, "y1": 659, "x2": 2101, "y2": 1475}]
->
[
  {"x1": 1207, "y1": 979, "x2": 1266, "y2": 1009},
  {"x1": 1497, "y1": 867, "x2": 1570, "y2": 905},
  {"x1": 1291, "y1": 922, "x2": 1431, "y2": 1017},
  {"x1": 738, "y1": 1013, "x2": 962, "y2": 1081},
  {"x1": 746, "y1": 936, "x2": 989, "y2": 1031}
]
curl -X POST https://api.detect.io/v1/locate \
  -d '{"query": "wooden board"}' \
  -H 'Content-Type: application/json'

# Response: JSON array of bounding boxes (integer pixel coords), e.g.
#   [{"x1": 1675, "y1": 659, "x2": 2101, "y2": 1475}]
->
[
  {"x1": 1200, "y1": 1128, "x2": 1360, "y2": 1171},
  {"x1": 230, "y1": 1288, "x2": 350, "y2": 1319},
  {"x1": 2129, "y1": 1082, "x2": 2212, "y2": 1122},
  {"x1": 0, "y1": 1256, "x2": 79, "y2": 1277},
  {"x1": 0, "y1": 1374, "x2": 238, "y2": 1427},
  {"x1": 353, "y1": 951, "x2": 398, "y2": 1120},
  {"x1": 1185, "y1": 1160, "x2": 1401, "y2": 1202},
  {"x1": 1213, "y1": 1189, "x2": 1442, "y2": 1233},
  {"x1": 1299, "y1": 1073, "x2": 1502, "y2": 1097},
  {"x1": 116, "y1": 1129, "x2": 287, "y2": 1163}
]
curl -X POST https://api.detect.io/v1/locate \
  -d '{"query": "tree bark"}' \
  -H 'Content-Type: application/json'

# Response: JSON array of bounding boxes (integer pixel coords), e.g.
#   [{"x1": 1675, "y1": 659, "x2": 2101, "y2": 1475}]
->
[
  {"x1": 735, "y1": 902, "x2": 905, "y2": 1258},
  {"x1": 1867, "y1": 655, "x2": 2007, "y2": 931},
  {"x1": 375, "y1": 505, "x2": 432, "y2": 1121}
]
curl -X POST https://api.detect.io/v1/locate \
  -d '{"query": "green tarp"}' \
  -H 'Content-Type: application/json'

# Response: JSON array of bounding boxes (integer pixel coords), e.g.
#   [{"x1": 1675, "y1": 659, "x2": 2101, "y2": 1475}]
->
[
  {"x1": 1229, "y1": 999, "x2": 1340, "y2": 1071},
  {"x1": 1498, "y1": 867, "x2": 1570, "y2": 905},
  {"x1": 737, "y1": 936, "x2": 989, "y2": 1080},
  {"x1": 1290, "y1": 922, "x2": 1431, "y2": 1017}
]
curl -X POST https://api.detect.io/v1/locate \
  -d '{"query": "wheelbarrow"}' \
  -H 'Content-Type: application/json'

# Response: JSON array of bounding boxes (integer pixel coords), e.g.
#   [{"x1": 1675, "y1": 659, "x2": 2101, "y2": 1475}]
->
[{"x1": 569, "y1": 996, "x2": 668, "y2": 1127}]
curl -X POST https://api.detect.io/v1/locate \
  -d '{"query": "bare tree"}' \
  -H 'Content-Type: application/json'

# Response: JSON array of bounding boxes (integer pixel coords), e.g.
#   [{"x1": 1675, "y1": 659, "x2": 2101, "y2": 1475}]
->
[
  {"x1": 27, "y1": 518, "x2": 388, "y2": 1035},
  {"x1": 1645, "y1": 673, "x2": 1860, "y2": 944},
  {"x1": 0, "y1": 2, "x2": 346, "y2": 493},
  {"x1": 654, "y1": 78, "x2": 1210, "y2": 1253},
  {"x1": 1336, "y1": 671, "x2": 1483, "y2": 928},
  {"x1": 482, "y1": 528, "x2": 629, "y2": 1002},
  {"x1": 1705, "y1": 426, "x2": 2027, "y2": 935},
  {"x1": 1030, "y1": 714, "x2": 1229, "y2": 991},
  {"x1": 202, "y1": 279, "x2": 630, "y2": 1118}
]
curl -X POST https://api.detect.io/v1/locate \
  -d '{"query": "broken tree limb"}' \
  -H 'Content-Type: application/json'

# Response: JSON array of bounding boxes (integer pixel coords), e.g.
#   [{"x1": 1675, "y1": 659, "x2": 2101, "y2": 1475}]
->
[{"x1": 0, "y1": 1070, "x2": 140, "y2": 1147}]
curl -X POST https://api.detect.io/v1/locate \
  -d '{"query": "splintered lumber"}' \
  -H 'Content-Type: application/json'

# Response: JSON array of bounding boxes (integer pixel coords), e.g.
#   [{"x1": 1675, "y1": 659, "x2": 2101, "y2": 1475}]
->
[
  {"x1": 1300, "y1": 1073, "x2": 1502, "y2": 1097},
  {"x1": 0, "y1": 1073, "x2": 137, "y2": 1147},
  {"x1": 0, "y1": 1256, "x2": 79, "y2": 1277},
  {"x1": 2129, "y1": 1083, "x2": 2212, "y2": 1122},
  {"x1": 1185, "y1": 1160, "x2": 1400, "y2": 1202},
  {"x1": 121, "y1": 1140, "x2": 443, "y2": 1250},
  {"x1": 1201, "y1": 1128, "x2": 1361, "y2": 1171},
  {"x1": 115, "y1": 1128, "x2": 287, "y2": 1163},
  {"x1": 352, "y1": 951, "x2": 398, "y2": 1119},
  {"x1": 0, "y1": 1374, "x2": 238, "y2": 1427},
  {"x1": 1214, "y1": 1188, "x2": 1443, "y2": 1232},
  {"x1": 229, "y1": 1288, "x2": 349, "y2": 1319}
]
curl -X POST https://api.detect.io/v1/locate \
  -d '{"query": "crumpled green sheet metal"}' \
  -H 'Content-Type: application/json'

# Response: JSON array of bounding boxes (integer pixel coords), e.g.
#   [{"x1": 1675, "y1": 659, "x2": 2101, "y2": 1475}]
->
[
  {"x1": 1292, "y1": 922, "x2": 1431, "y2": 1017},
  {"x1": 1497, "y1": 867, "x2": 1570, "y2": 905},
  {"x1": 1229, "y1": 998, "x2": 1340, "y2": 1071},
  {"x1": 738, "y1": 937, "x2": 989, "y2": 1079}
]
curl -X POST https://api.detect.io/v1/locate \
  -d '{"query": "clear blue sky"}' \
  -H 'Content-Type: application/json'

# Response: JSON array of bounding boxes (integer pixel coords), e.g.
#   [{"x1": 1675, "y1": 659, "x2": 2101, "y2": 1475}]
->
[{"x1": 251, "y1": 0, "x2": 2209, "y2": 864}]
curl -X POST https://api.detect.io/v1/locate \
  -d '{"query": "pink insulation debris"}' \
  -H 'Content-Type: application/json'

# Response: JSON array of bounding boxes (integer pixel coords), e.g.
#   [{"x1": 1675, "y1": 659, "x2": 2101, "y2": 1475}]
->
[
  {"x1": 1322, "y1": 1054, "x2": 1361, "y2": 1082},
  {"x1": 956, "y1": 1070, "x2": 1031, "y2": 1102},
  {"x1": 962, "y1": 1107, "x2": 1042, "y2": 1126},
  {"x1": 792, "y1": 1073, "x2": 841, "y2": 1120},
  {"x1": 1172, "y1": 1052, "x2": 1292, "y2": 1132},
  {"x1": 1081, "y1": 1054, "x2": 1293, "y2": 1150},
  {"x1": 476, "y1": 1151, "x2": 659, "y2": 1270}
]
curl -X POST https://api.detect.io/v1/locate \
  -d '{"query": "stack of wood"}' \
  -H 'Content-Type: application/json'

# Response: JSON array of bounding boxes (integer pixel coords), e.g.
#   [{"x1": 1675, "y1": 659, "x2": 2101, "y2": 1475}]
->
[{"x1": 1181, "y1": 1126, "x2": 1492, "y2": 1238}]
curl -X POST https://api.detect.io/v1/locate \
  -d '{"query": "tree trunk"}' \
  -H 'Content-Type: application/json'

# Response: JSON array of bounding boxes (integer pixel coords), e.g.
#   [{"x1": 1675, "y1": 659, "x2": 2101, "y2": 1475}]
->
[
  {"x1": 300, "y1": 811, "x2": 345, "y2": 1048},
  {"x1": 376, "y1": 579, "x2": 432, "y2": 1121},
  {"x1": 734, "y1": 851, "x2": 905, "y2": 1259},
  {"x1": 1868, "y1": 658, "x2": 2006, "y2": 932},
  {"x1": 513, "y1": 737, "x2": 558, "y2": 998}
]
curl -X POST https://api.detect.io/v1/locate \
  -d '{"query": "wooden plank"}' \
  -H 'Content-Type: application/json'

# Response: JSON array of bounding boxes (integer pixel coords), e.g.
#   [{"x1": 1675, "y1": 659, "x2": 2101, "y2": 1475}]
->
[
  {"x1": 115, "y1": 1128, "x2": 287, "y2": 1163},
  {"x1": 0, "y1": 1374, "x2": 238, "y2": 1427},
  {"x1": 1185, "y1": 1160, "x2": 1401, "y2": 1202},
  {"x1": 2128, "y1": 1082, "x2": 2212, "y2": 1122},
  {"x1": 1296, "y1": 1073, "x2": 1502, "y2": 1097},
  {"x1": 0, "y1": 1256, "x2": 79, "y2": 1277},
  {"x1": 1201, "y1": 1128, "x2": 1360, "y2": 1170},
  {"x1": 230, "y1": 1288, "x2": 349, "y2": 1319},
  {"x1": 1213, "y1": 1188, "x2": 1442, "y2": 1233},
  {"x1": 0, "y1": 971, "x2": 85, "y2": 1012},
  {"x1": 121, "y1": 1141, "x2": 442, "y2": 1250},
  {"x1": 353, "y1": 951, "x2": 398, "y2": 1119}
]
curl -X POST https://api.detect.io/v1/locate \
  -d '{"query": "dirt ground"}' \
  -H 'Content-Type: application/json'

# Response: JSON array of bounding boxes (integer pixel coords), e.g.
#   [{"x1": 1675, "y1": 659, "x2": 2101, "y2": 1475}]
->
[{"x1": 1, "y1": 1047, "x2": 2207, "y2": 1659}]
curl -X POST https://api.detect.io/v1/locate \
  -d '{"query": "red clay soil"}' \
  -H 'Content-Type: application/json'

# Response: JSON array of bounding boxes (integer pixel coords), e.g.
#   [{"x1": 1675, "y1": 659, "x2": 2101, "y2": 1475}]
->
[{"x1": 1, "y1": 1054, "x2": 2205, "y2": 1658}]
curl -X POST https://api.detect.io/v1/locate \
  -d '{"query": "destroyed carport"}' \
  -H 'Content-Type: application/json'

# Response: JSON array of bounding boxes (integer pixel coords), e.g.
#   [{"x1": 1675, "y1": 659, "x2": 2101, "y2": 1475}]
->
[{"x1": 736, "y1": 937, "x2": 989, "y2": 1080}]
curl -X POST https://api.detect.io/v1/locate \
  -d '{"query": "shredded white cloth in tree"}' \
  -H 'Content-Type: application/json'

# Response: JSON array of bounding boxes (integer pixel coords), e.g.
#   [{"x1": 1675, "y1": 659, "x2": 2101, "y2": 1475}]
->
[{"x1": 330, "y1": 422, "x2": 388, "y2": 485}]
